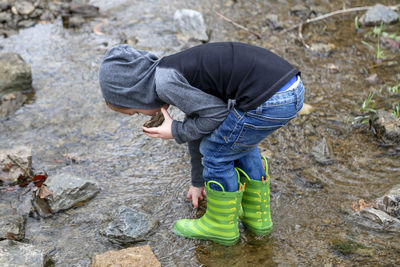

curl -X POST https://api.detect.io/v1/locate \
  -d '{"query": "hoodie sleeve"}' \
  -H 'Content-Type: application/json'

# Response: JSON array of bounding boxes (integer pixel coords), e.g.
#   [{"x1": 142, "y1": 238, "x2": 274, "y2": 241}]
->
[{"x1": 155, "y1": 67, "x2": 229, "y2": 144}]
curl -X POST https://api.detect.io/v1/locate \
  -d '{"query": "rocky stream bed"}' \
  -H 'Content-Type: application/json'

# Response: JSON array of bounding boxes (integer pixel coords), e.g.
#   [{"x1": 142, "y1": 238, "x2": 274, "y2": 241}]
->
[{"x1": 1, "y1": 0, "x2": 400, "y2": 266}]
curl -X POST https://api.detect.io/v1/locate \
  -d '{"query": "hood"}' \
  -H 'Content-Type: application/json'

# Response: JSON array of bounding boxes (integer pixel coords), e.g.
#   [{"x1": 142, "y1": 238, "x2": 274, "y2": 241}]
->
[{"x1": 98, "y1": 44, "x2": 164, "y2": 109}]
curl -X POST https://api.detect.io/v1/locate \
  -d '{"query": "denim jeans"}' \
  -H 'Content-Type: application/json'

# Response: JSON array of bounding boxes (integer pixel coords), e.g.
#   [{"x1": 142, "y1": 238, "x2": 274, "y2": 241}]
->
[{"x1": 199, "y1": 78, "x2": 305, "y2": 192}]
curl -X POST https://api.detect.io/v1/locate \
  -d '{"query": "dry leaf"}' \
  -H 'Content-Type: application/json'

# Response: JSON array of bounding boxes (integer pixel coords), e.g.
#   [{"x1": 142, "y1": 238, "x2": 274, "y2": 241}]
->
[
  {"x1": 39, "y1": 185, "x2": 53, "y2": 199},
  {"x1": 352, "y1": 199, "x2": 373, "y2": 212}
]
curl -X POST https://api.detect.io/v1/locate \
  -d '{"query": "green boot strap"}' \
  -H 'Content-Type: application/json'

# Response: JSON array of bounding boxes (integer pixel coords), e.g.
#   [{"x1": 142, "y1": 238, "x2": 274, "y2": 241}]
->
[
  {"x1": 173, "y1": 170, "x2": 244, "y2": 246},
  {"x1": 236, "y1": 157, "x2": 273, "y2": 235}
]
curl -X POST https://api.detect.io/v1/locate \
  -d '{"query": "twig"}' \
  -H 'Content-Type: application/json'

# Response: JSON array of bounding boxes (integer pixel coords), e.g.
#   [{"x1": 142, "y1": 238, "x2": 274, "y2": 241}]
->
[
  {"x1": 283, "y1": 4, "x2": 400, "y2": 33},
  {"x1": 7, "y1": 155, "x2": 33, "y2": 179},
  {"x1": 215, "y1": 11, "x2": 262, "y2": 39}
]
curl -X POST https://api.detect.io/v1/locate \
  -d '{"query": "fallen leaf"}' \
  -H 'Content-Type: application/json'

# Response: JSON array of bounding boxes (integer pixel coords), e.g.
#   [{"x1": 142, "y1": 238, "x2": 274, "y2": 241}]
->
[
  {"x1": 32, "y1": 173, "x2": 47, "y2": 187},
  {"x1": 352, "y1": 199, "x2": 373, "y2": 212},
  {"x1": 39, "y1": 185, "x2": 53, "y2": 199}
]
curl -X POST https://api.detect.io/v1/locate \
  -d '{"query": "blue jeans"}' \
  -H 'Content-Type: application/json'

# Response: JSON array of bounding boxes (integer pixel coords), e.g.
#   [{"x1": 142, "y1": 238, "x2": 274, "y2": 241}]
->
[{"x1": 199, "y1": 78, "x2": 305, "y2": 192}]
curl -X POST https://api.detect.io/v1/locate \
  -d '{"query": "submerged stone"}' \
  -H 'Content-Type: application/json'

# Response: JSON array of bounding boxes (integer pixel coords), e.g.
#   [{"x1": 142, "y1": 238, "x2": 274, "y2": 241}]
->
[
  {"x1": 0, "y1": 240, "x2": 55, "y2": 267},
  {"x1": 370, "y1": 110, "x2": 400, "y2": 145},
  {"x1": 32, "y1": 173, "x2": 100, "y2": 217},
  {"x1": 100, "y1": 206, "x2": 158, "y2": 245},
  {"x1": 0, "y1": 214, "x2": 25, "y2": 241},
  {"x1": 359, "y1": 207, "x2": 400, "y2": 232},
  {"x1": 375, "y1": 184, "x2": 400, "y2": 219},
  {"x1": 90, "y1": 245, "x2": 161, "y2": 267},
  {"x1": 0, "y1": 52, "x2": 32, "y2": 95},
  {"x1": 360, "y1": 4, "x2": 399, "y2": 26},
  {"x1": 0, "y1": 92, "x2": 27, "y2": 118},
  {"x1": 0, "y1": 146, "x2": 32, "y2": 180}
]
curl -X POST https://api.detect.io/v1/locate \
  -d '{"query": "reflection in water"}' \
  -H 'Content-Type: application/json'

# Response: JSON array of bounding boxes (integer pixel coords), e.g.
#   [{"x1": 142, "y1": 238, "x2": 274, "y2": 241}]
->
[{"x1": 0, "y1": 0, "x2": 399, "y2": 266}]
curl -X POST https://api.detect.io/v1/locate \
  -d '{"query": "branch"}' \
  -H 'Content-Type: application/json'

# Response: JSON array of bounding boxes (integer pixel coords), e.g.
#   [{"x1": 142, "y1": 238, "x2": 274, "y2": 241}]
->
[
  {"x1": 7, "y1": 155, "x2": 33, "y2": 179},
  {"x1": 215, "y1": 11, "x2": 262, "y2": 39},
  {"x1": 283, "y1": 4, "x2": 400, "y2": 33}
]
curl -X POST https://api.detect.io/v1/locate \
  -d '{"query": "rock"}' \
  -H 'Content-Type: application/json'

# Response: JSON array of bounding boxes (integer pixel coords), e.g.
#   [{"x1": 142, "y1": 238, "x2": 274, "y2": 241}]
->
[
  {"x1": 366, "y1": 73, "x2": 378, "y2": 84},
  {"x1": 311, "y1": 137, "x2": 335, "y2": 165},
  {"x1": 62, "y1": 15, "x2": 86, "y2": 28},
  {"x1": 68, "y1": 3, "x2": 99, "y2": 18},
  {"x1": 298, "y1": 103, "x2": 314, "y2": 115},
  {"x1": 174, "y1": 9, "x2": 208, "y2": 42},
  {"x1": 0, "y1": 146, "x2": 32, "y2": 181},
  {"x1": 0, "y1": 11, "x2": 11, "y2": 23},
  {"x1": 0, "y1": 215, "x2": 25, "y2": 241},
  {"x1": 375, "y1": 184, "x2": 400, "y2": 219},
  {"x1": 360, "y1": 4, "x2": 399, "y2": 26},
  {"x1": 32, "y1": 172, "x2": 100, "y2": 216},
  {"x1": 100, "y1": 206, "x2": 158, "y2": 245},
  {"x1": 14, "y1": 1, "x2": 35, "y2": 16},
  {"x1": 17, "y1": 19, "x2": 36, "y2": 28},
  {"x1": 90, "y1": 245, "x2": 161, "y2": 267},
  {"x1": 290, "y1": 4, "x2": 310, "y2": 18},
  {"x1": 0, "y1": 240, "x2": 55, "y2": 267},
  {"x1": 359, "y1": 207, "x2": 400, "y2": 232},
  {"x1": 0, "y1": 52, "x2": 32, "y2": 95},
  {"x1": 309, "y1": 43, "x2": 335, "y2": 57},
  {"x1": 0, "y1": 2, "x2": 11, "y2": 12},
  {"x1": 264, "y1": 14, "x2": 283, "y2": 30},
  {"x1": 0, "y1": 91, "x2": 27, "y2": 117},
  {"x1": 370, "y1": 109, "x2": 400, "y2": 145}
]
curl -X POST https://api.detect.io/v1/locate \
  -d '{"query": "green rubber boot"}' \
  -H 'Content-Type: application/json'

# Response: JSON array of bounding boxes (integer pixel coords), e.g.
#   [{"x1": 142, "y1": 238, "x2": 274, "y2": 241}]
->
[
  {"x1": 173, "y1": 175, "x2": 244, "y2": 246},
  {"x1": 237, "y1": 157, "x2": 273, "y2": 235}
]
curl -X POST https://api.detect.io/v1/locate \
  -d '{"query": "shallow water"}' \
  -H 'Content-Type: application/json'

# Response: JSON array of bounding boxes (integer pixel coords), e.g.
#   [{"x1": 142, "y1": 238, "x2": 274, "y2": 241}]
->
[{"x1": 1, "y1": 0, "x2": 400, "y2": 266}]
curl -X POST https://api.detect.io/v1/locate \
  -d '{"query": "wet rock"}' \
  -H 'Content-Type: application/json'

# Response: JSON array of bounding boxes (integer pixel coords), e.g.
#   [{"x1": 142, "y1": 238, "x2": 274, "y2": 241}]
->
[
  {"x1": 360, "y1": 4, "x2": 399, "y2": 26},
  {"x1": 0, "y1": 146, "x2": 32, "y2": 181},
  {"x1": 311, "y1": 137, "x2": 335, "y2": 165},
  {"x1": 0, "y1": 240, "x2": 55, "y2": 267},
  {"x1": 0, "y1": 52, "x2": 32, "y2": 95},
  {"x1": 14, "y1": 1, "x2": 35, "y2": 16},
  {"x1": 359, "y1": 207, "x2": 400, "y2": 232},
  {"x1": 264, "y1": 14, "x2": 283, "y2": 31},
  {"x1": 0, "y1": 214, "x2": 25, "y2": 241},
  {"x1": 0, "y1": 92, "x2": 28, "y2": 112},
  {"x1": 290, "y1": 4, "x2": 310, "y2": 18},
  {"x1": 32, "y1": 172, "x2": 100, "y2": 217},
  {"x1": 90, "y1": 245, "x2": 161, "y2": 267},
  {"x1": 374, "y1": 184, "x2": 400, "y2": 219},
  {"x1": 309, "y1": 43, "x2": 335, "y2": 57},
  {"x1": 0, "y1": 2, "x2": 11, "y2": 12},
  {"x1": 370, "y1": 109, "x2": 400, "y2": 145},
  {"x1": 0, "y1": 11, "x2": 11, "y2": 23},
  {"x1": 100, "y1": 206, "x2": 158, "y2": 245},
  {"x1": 61, "y1": 3, "x2": 99, "y2": 28},
  {"x1": 174, "y1": 9, "x2": 208, "y2": 42}
]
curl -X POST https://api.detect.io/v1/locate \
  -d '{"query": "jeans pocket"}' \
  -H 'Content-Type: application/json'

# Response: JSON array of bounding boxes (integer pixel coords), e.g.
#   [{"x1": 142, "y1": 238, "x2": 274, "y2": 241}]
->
[{"x1": 231, "y1": 122, "x2": 284, "y2": 152}]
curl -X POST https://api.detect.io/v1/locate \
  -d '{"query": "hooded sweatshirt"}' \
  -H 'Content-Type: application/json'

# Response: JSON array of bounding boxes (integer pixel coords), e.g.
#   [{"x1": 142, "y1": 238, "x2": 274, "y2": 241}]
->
[{"x1": 99, "y1": 44, "x2": 164, "y2": 109}]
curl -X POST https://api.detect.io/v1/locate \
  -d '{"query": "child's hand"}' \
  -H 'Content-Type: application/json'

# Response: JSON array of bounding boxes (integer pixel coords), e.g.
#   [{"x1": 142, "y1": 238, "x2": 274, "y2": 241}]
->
[
  {"x1": 142, "y1": 107, "x2": 173, "y2": 139},
  {"x1": 187, "y1": 186, "x2": 206, "y2": 208}
]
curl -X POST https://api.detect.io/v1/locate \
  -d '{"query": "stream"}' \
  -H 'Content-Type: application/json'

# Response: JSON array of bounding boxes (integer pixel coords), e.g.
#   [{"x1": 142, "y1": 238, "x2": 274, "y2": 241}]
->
[{"x1": 1, "y1": 0, "x2": 400, "y2": 266}]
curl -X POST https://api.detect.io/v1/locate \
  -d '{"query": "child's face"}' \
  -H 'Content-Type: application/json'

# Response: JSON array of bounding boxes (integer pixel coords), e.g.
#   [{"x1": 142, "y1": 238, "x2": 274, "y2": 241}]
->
[{"x1": 105, "y1": 101, "x2": 161, "y2": 116}]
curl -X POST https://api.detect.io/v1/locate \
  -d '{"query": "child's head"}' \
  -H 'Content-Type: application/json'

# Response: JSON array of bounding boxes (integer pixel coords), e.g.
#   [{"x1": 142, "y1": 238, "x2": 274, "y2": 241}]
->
[{"x1": 99, "y1": 45, "x2": 164, "y2": 111}]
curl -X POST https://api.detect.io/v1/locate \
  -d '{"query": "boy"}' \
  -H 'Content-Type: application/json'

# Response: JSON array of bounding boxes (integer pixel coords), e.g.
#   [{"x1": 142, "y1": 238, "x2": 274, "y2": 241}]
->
[{"x1": 99, "y1": 42, "x2": 304, "y2": 246}]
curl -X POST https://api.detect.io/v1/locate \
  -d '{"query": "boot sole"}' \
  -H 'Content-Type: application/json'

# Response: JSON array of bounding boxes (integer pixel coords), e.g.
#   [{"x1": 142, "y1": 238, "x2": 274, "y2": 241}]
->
[{"x1": 173, "y1": 227, "x2": 239, "y2": 246}]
